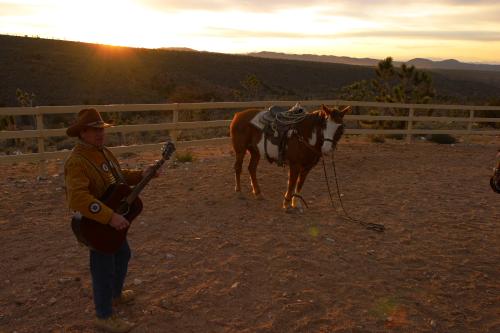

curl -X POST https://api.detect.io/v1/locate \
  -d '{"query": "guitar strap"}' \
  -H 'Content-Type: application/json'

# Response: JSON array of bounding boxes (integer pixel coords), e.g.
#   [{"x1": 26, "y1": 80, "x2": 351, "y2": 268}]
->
[{"x1": 102, "y1": 148, "x2": 128, "y2": 185}]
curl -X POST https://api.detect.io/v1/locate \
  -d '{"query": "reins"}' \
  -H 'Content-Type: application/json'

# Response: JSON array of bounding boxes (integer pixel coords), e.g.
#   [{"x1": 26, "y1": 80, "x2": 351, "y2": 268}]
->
[
  {"x1": 322, "y1": 152, "x2": 385, "y2": 232},
  {"x1": 295, "y1": 127, "x2": 385, "y2": 233}
]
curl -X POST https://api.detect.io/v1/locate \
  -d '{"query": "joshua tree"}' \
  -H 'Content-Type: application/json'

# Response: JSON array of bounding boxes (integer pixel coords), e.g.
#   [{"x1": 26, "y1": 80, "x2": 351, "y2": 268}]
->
[{"x1": 340, "y1": 57, "x2": 435, "y2": 129}]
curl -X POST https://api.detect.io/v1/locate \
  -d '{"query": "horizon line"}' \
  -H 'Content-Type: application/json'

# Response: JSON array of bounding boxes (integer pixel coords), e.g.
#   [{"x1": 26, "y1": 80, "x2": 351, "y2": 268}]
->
[{"x1": 2, "y1": 32, "x2": 500, "y2": 66}]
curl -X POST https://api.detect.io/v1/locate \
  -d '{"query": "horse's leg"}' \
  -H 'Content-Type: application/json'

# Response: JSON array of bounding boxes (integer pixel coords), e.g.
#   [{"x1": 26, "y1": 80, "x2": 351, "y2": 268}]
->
[
  {"x1": 234, "y1": 150, "x2": 245, "y2": 197},
  {"x1": 248, "y1": 146, "x2": 263, "y2": 199},
  {"x1": 292, "y1": 166, "x2": 312, "y2": 211},
  {"x1": 283, "y1": 164, "x2": 300, "y2": 210}
]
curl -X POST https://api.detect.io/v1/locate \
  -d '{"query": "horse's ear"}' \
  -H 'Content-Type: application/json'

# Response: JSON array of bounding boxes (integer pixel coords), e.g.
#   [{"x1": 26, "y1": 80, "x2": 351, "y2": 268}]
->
[
  {"x1": 340, "y1": 106, "x2": 351, "y2": 115},
  {"x1": 321, "y1": 104, "x2": 332, "y2": 115}
]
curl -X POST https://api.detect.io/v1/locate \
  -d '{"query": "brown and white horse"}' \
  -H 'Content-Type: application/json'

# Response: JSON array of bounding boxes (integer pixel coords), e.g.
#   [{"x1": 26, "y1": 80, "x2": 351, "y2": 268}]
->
[
  {"x1": 491, "y1": 150, "x2": 500, "y2": 194},
  {"x1": 230, "y1": 104, "x2": 350, "y2": 211}
]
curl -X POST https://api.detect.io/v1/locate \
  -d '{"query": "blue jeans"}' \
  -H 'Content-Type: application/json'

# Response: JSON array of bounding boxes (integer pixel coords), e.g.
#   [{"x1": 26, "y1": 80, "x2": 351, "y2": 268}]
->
[{"x1": 89, "y1": 241, "x2": 131, "y2": 319}]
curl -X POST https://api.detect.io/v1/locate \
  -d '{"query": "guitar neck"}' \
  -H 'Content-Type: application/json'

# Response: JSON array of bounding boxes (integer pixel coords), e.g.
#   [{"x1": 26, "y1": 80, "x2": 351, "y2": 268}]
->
[{"x1": 125, "y1": 158, "x2": 166, "y2": 204}]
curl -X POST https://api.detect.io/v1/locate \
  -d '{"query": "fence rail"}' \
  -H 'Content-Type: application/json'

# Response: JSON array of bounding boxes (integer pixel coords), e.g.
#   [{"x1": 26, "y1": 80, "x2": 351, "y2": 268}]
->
[{"x1": 1, "y1": 100, "x2": 499, "y2": 172}]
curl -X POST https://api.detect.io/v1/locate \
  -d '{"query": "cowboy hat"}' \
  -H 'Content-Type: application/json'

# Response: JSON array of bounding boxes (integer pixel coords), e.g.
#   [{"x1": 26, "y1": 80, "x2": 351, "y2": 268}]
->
[{"x1": 66, "y1": 108, "x2": 113, "y2": 137}]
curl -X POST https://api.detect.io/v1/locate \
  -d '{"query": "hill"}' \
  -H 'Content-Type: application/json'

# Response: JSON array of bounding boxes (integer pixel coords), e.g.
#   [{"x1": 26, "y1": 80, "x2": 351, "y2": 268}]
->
[
  {"x1": 1, "y1": 35, "x2": 500, "y2": 107},
  {"x1": 248, "y1": 51, "x2": 500, "y2": 72}
]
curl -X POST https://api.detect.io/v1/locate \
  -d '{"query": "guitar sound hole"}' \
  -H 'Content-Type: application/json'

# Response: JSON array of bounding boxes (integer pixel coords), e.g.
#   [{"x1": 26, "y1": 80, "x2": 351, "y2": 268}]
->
[{"x1": 116, "y1": 202, "x2": 130, "y2": 215}]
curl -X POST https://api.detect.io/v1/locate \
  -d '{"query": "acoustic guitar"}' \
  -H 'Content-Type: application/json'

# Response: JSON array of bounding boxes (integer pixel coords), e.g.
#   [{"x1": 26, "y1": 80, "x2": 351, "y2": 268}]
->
[{"x1": 71, "y1": 141, "x2": 175, "y2": 254}]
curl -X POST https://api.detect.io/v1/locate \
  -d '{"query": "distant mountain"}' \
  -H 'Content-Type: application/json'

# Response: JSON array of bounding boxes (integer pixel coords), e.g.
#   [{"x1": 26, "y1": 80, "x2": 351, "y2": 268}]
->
[
  {"x1": 248, "y1": 52, "x2": 500, "y2": 72},
  {"x1": 247, "y1": 51, "x2": 379, "y2": 67},
  {"x1": 159, "y1": 47, "x2": 197, "y2": 52},
  {"x1": 405, "y1": 58, "x2": 500, "y2": 72}
]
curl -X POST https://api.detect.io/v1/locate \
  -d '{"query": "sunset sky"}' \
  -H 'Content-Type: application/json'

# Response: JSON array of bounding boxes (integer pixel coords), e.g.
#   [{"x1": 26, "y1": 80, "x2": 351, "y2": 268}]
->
[{"x1": 1, "y1": 0, "x2": 499, "y2": 64}]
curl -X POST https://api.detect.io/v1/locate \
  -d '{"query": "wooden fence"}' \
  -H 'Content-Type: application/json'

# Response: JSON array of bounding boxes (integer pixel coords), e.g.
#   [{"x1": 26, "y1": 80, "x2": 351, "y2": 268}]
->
[{"x1": 1, "y1": 100, "x2": 499, "y2": 174}]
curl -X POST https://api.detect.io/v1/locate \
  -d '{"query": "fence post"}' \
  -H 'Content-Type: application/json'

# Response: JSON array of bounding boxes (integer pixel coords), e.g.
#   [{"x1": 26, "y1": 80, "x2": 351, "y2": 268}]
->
[
  {"x1": 170, "y1": 103, "x2": 179, "y2": 143},
  {"x1": 36, "y1": 111, "x2": 47, "y2": 177},
  {"x1": 465, "y1": 110, "x2": 474, "y2": 144},
  {"x1": 406, "y1": 108, "x2": 414, "y2": 143}
]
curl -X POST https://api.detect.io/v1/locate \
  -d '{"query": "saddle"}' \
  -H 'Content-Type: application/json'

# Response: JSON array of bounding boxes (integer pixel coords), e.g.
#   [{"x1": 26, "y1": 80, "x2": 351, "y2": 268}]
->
[{"x1": 259, "y1": 104, "x2": 306, "y2": 166}]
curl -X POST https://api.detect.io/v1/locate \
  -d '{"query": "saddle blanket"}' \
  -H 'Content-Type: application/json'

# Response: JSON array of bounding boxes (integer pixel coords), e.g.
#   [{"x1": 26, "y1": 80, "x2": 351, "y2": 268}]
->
[{"x1": 250, "y1": 110, "x2": 266, "y2": 130}]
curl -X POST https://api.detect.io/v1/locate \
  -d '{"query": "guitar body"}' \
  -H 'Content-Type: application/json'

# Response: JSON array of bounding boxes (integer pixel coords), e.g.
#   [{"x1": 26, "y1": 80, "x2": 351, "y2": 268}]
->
[{"x1": 72, "y1": 183, "x2": 143, "y2": 254}]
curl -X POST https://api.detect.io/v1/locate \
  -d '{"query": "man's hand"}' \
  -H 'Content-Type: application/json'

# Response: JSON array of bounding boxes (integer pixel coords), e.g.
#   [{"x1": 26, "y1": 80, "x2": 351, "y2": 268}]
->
[{"x1": 109, "y1": 213, "x2": 130, "y2": 230}]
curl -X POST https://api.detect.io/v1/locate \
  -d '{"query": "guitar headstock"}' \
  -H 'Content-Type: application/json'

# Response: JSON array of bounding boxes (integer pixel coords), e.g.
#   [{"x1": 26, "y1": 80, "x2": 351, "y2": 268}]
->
[{"x1": 161, "y1": 141, "x2": 176, "y2": 160}]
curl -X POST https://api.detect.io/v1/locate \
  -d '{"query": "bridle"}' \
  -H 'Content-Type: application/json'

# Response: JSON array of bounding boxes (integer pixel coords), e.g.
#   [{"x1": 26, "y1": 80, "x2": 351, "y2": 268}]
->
[
  {"x1": 295, "y1": 118, "x2": 345, "y2": 157},
  {"x1": 324, "y1": 123, "x2": 345, "y2": 147}
]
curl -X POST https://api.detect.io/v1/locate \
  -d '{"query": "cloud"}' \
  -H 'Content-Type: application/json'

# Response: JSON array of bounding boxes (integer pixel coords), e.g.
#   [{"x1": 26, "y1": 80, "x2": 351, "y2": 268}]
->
[
  {"x1": 0, "y1": 3, "x2": 44, "y2": 16},
  {"x1": 139, "y1": 0, "x2": 330, "y2": 12},
  {"x1": 342, "y1": 30, "x2": 500, "y2": 42},
  {"x1": 139, "y1": 0, "x2": 500, "y2": 13},
  {"x1": 203, "y1": 26, "x2": 500, "y2": 42}
]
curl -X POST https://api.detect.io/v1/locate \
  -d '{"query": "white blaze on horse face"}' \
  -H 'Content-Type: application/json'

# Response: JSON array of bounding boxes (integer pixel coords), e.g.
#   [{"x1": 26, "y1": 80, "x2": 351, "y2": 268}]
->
[{"x1": 321, "y1": 120, "x2": 341, "y2": 154}]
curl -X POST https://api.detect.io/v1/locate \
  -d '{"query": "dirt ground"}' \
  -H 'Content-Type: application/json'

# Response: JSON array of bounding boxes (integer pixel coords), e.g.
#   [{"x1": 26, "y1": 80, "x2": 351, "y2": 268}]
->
[{"x1": 0, "y1": 138, "x2": 499, "y2": 333}]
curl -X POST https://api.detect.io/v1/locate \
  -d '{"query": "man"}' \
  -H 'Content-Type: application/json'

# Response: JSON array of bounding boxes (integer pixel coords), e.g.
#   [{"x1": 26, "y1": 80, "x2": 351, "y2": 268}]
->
[{"x1": 64, "y1": 108, "x2": 159, "y2": 332}]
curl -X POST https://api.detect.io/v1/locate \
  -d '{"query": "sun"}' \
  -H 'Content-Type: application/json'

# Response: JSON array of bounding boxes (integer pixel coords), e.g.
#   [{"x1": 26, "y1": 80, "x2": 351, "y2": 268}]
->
[{"x1": 56, "y1": 0, "x2": 165, "y2": 48}]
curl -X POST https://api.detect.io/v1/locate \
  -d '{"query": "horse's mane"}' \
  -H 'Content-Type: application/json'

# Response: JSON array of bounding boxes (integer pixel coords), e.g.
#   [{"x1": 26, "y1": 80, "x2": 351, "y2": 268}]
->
[{"x1": 307, "y1": 110, "x2": 327, "y2": 130}]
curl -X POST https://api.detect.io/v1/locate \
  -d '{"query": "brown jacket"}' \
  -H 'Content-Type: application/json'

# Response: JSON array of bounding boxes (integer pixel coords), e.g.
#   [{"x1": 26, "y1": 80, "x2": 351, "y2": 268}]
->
[{"x1": 64, "y1": 142, "x2": 143, "y2": 224}]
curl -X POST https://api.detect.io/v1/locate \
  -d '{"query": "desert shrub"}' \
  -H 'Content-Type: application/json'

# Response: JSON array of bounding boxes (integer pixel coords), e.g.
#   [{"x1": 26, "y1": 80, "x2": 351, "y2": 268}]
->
[
  {"x1": 370, "y1": 135, "x2": 385, "y2": 143},
  {"x1": 428, "y1": 134, "x2": 457, "y2": 144},
  {"x1": 175, "y1": 150, "x2": 194, "y2": 163},
  {"x1": 119, "y1": 152, "x2": 138, "y2": 159}
]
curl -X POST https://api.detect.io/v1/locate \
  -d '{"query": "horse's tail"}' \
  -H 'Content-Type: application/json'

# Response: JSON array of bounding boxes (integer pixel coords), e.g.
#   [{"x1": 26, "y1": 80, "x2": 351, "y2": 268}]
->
[{"x1": 230, "y1": 110, "x2": 253, "y2": 153}]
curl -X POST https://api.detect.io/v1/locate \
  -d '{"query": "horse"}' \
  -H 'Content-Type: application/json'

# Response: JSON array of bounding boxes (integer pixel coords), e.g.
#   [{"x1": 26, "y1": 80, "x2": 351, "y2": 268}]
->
[
  {"x1": 230, "y1": 104, "x2": 350, "y2": 211},
  {"x1": 490, "y1": 150, "x2": 500, "y2": 194}
]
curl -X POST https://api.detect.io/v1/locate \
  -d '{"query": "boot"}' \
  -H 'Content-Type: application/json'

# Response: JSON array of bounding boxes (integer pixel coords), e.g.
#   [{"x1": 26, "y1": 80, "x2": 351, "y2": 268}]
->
[
  {"x1": 95, "y1": 315, "x2": 135, "y2": 333},
  {"x1": 113, "y1": 289, "x2": 135, "y2": 305}
]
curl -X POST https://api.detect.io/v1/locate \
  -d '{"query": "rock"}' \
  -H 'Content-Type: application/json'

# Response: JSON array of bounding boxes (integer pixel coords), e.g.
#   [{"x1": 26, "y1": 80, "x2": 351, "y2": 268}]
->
[
  {"x1": 48, "y1": 297, "x2": 57, "y2": 305},
  {"x1": 58, "y1": 277, "x2": 76, "y2": 284},
  {"x1": 165, "y1": 253, "x2": 175, "y2": 259},
  {"x1": 14, "y1": 179, "x2": 28, "y2": 187},
  {"x1": 231, "y1": 282, "x2": 239, "y2": 289},
  {"x1": 160, "y1": 298, "x2": 174, "y2": 310},
  {"x1": 80, "y1": 288, "x2": 92, "y2": 298},
  {"x1": 14, "y1": 298, "x2": 25, "y2": 306},
  {"x1": 430, "y1": 320, "x2": 437, "y2": 327},
  {"x1": 133, "y1": 278, "x2": 143, "y2": 286}
]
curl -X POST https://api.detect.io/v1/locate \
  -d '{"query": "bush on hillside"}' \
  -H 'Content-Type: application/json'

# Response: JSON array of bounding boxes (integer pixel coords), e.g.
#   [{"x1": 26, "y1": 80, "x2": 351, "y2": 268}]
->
[{"x1": 428, "y1": 134, "x2": 457, "y2": 144}]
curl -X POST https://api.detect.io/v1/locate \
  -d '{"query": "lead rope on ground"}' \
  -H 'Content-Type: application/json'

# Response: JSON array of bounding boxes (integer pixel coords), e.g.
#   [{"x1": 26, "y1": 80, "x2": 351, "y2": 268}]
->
[{"x1": 322, "y1": 152, "x2": 385, "y2": 233}]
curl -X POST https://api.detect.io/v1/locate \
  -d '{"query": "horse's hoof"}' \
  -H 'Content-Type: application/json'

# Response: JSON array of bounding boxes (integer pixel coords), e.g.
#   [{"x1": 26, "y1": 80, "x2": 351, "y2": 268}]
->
[
  {"x1": 293, "y1": 207, "x2": 304, "y2": 214},
  {"x1": 236, "y1": 192, "x2": 246, "y2": 200},
  {"x1": 284, "y1": 206, "x2": 299, "y2": 214}
]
